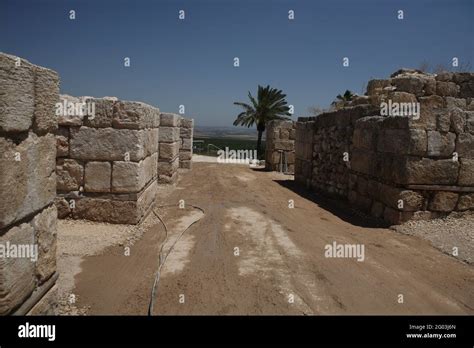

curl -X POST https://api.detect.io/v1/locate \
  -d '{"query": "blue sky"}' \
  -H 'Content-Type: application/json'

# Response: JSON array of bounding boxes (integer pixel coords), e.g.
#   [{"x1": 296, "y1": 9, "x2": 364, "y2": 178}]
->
[{"x1": 1, "y1": 0, "x2": 472, "y2": 127}]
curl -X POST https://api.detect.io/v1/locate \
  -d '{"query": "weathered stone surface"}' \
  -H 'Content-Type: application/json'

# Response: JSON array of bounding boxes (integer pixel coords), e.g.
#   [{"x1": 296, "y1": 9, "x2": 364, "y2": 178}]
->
[
  {"x1": 137, "y1": 180, "x2": 158, "y2": 218},
  {"x1": 455, "y1": 133, "x2": 474, "y2": 158},
  {"x1": 273, "y1": 140, "x2": 294, "y2": 151},
  {"x1": 428, "y1": 191, "x2": 459, "y2": 212},
  {"x1": 31, "y1": 205, "x2": 57, "y2": 283},
  {"x1": 458, "y1": 159, "x2": 474, "y2": 186},
  {"x1": 179, "y1": 150, "x2": 192, "y2": 161},
  {"x1": 80, "y1": 98, "x2": 115, "y2": 128},
  {"x1": 73, "y1": 198, "x2": 139, "y2": 224},
  {"x1": 379, "y1": 184, "x2": 425, "y2": 211},
  {"x1": 160, "y1": 113, "x2": 180, "y2": 127},
  {"x1": 33, "y1": 66, "x2": 59, "y2": 134},
  {"x1": 383, "y1": 206, "x2": 412, "y2": 225},
  {"x1": 466, "y1": 111, "x2": 474, "y2": 133},
  {"x1": 180, "y1": 127, "x2": 193, "y2": 138},
  {"x1": 0, "y1": 222, "x2": 35, "y2": 315},
  {"x1": 112, "y1": 161, "x2": 141, "y2": 193},
  {"x1": 158, "y1": 157, "x2": 179, "y2": 177},
  {"x1": 180, "y1": 118, "x2": 194, "y2": 128},
  {"x1": 159, "y1": 142, "x2": 179, "y2": 160},
  {"x1": 84, "y1": 161, "x2": 111, "y2": 192},
  {"x1": 411, "y1": 95, "x2": 444, "y2": 130},
  {"x1": 457, "y1": 193, "x2": 474, "y2": 211},
  {"x1": 391, "y1": 75, "x2": 425, "y2": 96},
  {"x1": 112, "y1": 153, "x2": 156, "y2": 193},
  {"x1": 159, "y1": 127, "x2": 180, "y2": 143},
  {"x1": 56, "y1": 126, "x2": 69, "y2": 157},
  {"x1": 57, "y1": 159, "x2": 83, "y2": 192},
  {"x1": 436, "y1": 81, "x2": 459, "y2": 97},
  {"x1": 446, "y1": 97, "x2": 466, "y2": 109},
  {"x1": 403, "y1": 158, "x2": 459, "y2": 185},
  {"x1": 0, "y1": 53, "x2": 35, "y2": 132},
  {"x1": 0, "y1": 133, "x2": 56, "y2": 229},
  {"x1": 57, "y1": 95, "x2": 83, "y2": 126},
  {"x1": 181, "y1": 138, "x2": 192, "y2": 150},
  {"x1": 427, "y1": 131, "x2": 456, "y2": 157},
  {"x1": 450, "y1": 107, "x2": 466, "y2": 134},
  {"x1": 70, "y1": 127, "x2": 146, "y2": 161},
  {"x1": 377, "y1": 129, "x2": 427, "y2": 156},
  {"x1": 366, "y1": 79, "x2": 391, "y2": 95},
  {"x1": 112, "y1": 100, "x2": 160, "y2": 129},
  {"x1": 54, "y1": 197, "x2": 70, "y2": 218}
]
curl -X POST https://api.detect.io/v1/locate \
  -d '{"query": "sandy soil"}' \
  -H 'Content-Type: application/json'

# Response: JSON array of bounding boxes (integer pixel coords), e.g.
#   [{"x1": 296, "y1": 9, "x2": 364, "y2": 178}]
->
[{"x1": 57, "y1": 162, "x2": 474, "y2": 315}]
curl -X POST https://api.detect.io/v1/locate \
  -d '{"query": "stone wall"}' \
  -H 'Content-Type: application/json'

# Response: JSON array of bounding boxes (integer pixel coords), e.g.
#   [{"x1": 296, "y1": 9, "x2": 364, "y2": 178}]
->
[
  {"x1": 0, "y1": 53, "x2": 58, "y2": 314},
  {"x1": 158, "y1": 113, "x2": 181, "y2": 183},
  {"x1": 179, "y1": 117, "x2": 194, "y2": 169},
  {"x1": 55, "y1": 95, "x2": 160, "y2": 224},
  {"x1": 265, "y1": 120, "x2": 296, "y2": 173},
  {"x1": 295, "y1": 69, "x2": 474, "y2": 224}
]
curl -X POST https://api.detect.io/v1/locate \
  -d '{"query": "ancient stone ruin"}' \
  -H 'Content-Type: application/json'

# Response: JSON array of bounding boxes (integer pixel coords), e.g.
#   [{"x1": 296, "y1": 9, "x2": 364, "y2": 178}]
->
[
  {"x1": 265, "y1": 119, "x2": 296, "y2": 173},
  {"x1": 0, "y1": 53, "x2": 58, "y2": 315},
  {"x1": 55, "y1": 95, "x2": 161, "y2": 224},
  {"x1": 296, "y1": 69, "x2": 474, "y2": 224},
  {"x1": 179, "y1": 117, "x2": 194, "y2": 170}
]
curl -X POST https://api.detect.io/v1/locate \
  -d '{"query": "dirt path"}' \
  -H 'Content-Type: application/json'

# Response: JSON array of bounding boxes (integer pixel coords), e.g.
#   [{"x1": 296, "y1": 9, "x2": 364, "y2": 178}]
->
[{"x1": 70, "y1": 162, "x2": 474, "y2": 315}]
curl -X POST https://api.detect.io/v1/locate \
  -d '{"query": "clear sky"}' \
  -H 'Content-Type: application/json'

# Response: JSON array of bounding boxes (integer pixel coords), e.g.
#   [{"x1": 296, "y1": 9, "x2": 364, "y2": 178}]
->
[{"x1": 1, "y1": 0, "x2": 472, "y2": 127}]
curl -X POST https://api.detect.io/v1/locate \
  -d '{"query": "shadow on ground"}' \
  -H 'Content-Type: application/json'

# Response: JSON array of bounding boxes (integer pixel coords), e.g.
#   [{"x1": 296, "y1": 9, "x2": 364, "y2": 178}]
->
[{"x1": 271, "y1": 177, "x2": 391, "y2": 229}]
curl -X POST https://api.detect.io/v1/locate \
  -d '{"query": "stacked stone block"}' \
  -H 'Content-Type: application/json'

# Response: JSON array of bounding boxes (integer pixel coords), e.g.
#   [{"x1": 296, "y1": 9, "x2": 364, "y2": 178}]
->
[
  {"x1": 295, "y1": 69, "x2": 474, "y2": 224},
  {"x1": 0, "y1": 53, "x2": 58, "y2": 314},
  {"x1": 158, "y1": 113, "x2": 181, "y2": 184},
  {"x1": 179, "y1": 117, "x2": 194, "y2": 169},
  {"x1": 265, "y1": 120, "x2": 296, "y2": 173},
  {"x1": 55, "y1": 95, "x2": 160, "y2": 224}
]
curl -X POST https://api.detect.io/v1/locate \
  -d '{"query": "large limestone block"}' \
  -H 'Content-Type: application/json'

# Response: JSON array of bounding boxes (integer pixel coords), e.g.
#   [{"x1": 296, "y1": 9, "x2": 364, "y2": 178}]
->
[
  {"x1": 391, "y1": 75, "x2": 425, "y2": 96},
  {"x1": 112, "y1": 161, "x2": 142, "y2": 193},
  {"x1": 379, "y1": 184, "x2": 425, "y2": 211},
  {"x1": 137, "y1": 180, "x2": 158, "y2": 218},
  {"x1": 158, "y1": 157, "x2": 179, "y2": 177},
  {"x1": 33, "y1": 66, "x2": 59, "y2": 134},
  {"x1": 180, "y1": 118, "x2": 194, "y2": 128},
  {"x1": 113, "y1": 100, "x2": 160, "y2": 129},
  {"x1": 436, "y1": 81, "x2": 459, "y2": 97},
  {"x1": 56, "y1": 159, "x2": 84, "y2": 192},
  {"x1": 411, "y1": 95, "x2": 445, "y2": 130},
  {"x1": 0, "y1": 53, "x2": 35, "y2": 132},
  {"x1": 0, "y1": 222, "x2": 36, "y2": 315},
  {"x1": 159, "y1": 141, "x2": 179, "y2": 160},
  {"x1": 180, "y1": 160, "x2": 192, "y2": 169},
  {"x1": 179, "y1": 150, "x2": 192, "y2": 161},
  {"x1": 403, "y1": 158, "x2": 459, "y2": 185},
  {"x1": 180, "y1": 127, "x2": 193, "y2": 138},
  {"x1": 428, "y1": 191, "x2": 459, "y2": 212},
  {"x1": 427, "y1": 131, "x2": 456, "y2": 157},
  {"x1": 82, "y1": 98, "x2": 115, "y2": 128},
  {"x1": 70, "y1": 127, "x2": 146, "y2": 161},
  {"x1": 458, "y1": 159, "x2": 474, "y2": 186},
  {"x1": 73, "y1": 198, "x2": 139, "y2": 224},
  {"x1": 455, "y1": 133, "x2": 474, "y2": 158},
  {"x1": 366, "y1": 79, "x2": 391, "y2": 95},
  {"x1": 181, "y1": 138, "x2": 193, "y2": 151},
  {"x1": 377, "y1": 129, "x2": 427, "y2": 156},
  {"x1": 31, "y1": 205, "x2": 57, "y2": 283},
  {"x1": 57, "y1": 95, "x2": 83, "y2": 126},
  {"x1": 84, "y1": 161, "x2": 111, "y2": 192},
  {"x1": 0, "y1": 133, "x2": 56, "y2": 229},
  {"x1": 160, "y1": 113, "x2": 181, "y2": 127},
  {"x1": 144, "y1": 128, "x2": 159, "y2": 156},
  {"x1": 159, "y1": 126, "x2": 180, "y2": 143},
  {"x1": 457, "y1": 193, "x2": 474, "y2": 211}
]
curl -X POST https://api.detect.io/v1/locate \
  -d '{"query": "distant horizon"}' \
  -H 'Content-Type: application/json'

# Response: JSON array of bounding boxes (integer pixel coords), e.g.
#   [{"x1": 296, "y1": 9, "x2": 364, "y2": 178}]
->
[{"x1": 1, "y1": 0, "x2": 472, "y2": 128}]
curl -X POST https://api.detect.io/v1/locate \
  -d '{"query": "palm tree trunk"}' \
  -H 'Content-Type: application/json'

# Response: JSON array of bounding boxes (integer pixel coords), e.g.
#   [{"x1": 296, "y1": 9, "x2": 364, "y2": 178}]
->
[{"x1": 257, "y1": 130, "x2": 263, "y2": 158}]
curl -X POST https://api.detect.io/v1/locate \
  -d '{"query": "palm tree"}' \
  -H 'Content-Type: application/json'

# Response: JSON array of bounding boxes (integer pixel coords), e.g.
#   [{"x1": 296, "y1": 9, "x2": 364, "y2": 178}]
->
[
  {"x1": 233, "y1": 85, "x2": 291, "y2": 156},
  {"x1": 331, "y1": 90, "x2": 354, "y2": 109}
]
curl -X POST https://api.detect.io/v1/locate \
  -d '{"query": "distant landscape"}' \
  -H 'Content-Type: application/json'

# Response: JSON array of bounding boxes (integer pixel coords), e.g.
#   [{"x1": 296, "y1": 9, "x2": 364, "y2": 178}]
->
[{"x1": 194, "y1": 126, "x2": 265, "y2": 157}]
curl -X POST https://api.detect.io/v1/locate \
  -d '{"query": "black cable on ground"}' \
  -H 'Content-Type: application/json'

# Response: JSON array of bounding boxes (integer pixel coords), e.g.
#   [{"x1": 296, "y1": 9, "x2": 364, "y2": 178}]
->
[{"x1": 148, "y1": 203, "x2": 205, "y2": 315}]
